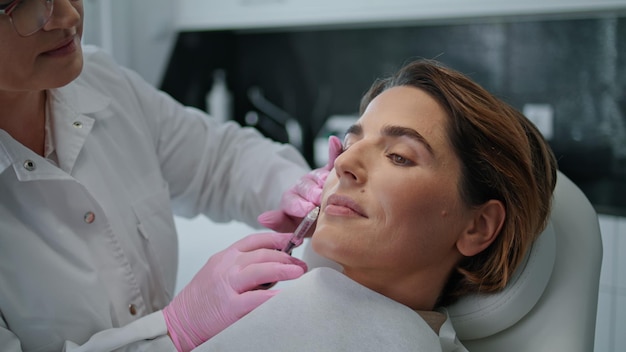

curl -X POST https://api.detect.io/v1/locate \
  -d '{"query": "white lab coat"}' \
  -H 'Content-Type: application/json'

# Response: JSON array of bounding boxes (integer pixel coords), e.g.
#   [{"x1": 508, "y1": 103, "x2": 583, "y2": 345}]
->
[{"x1": 0, "y1": 45, "x2": 309, "y2": 351}]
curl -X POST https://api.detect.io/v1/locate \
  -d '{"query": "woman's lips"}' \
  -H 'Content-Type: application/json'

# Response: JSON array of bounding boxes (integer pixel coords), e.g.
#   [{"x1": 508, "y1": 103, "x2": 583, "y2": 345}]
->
[
  {"x1": 43, "y1": 36, "x2": 77, "y2": 57},
  {"x1": 325, "y1": 194, "x2": 368, "y2": 218}
]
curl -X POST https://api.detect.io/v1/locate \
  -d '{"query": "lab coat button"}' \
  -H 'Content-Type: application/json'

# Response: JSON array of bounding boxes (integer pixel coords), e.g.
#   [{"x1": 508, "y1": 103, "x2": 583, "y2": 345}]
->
[
  {"x1": 84, "y1": 212, "x2": 95, "y2": 224},
  {"x1": 23, "y1": 160, "x2": 36, "y2": 171},
  {"x1": 72, "y1": 121, "x2": 83, "y2": 128},
  {"x1": 129, "y1": 304, "x2": 137, "y2": 315}
]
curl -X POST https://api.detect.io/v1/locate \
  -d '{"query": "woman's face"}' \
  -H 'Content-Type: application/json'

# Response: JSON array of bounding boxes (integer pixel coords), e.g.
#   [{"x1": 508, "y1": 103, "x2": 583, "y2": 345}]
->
[
  {"x1": 0, "y1": 0, "x2": 84, "y2": 93},
  {"x1": 312, "y1": 86, "x2": 476, "y2": 306}
]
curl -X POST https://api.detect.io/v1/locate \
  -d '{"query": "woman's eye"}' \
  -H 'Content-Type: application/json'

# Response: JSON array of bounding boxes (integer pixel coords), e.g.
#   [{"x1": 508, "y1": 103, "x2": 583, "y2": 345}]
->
[{"x1": 388, "y1": 153, "x2": 414, "y2": 166}]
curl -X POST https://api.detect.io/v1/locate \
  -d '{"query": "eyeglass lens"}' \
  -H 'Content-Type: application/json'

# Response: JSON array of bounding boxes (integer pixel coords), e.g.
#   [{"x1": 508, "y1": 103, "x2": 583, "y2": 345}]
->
[{"x1": 10, "y1": 0, "x2": 53, "y2": 36}]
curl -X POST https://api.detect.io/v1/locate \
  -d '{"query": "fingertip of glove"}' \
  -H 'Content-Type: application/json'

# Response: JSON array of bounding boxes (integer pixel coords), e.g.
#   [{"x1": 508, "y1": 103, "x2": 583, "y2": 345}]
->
[
  {"x1": 328, "y1": 135, "x2": 343, "y2": 153},
  {"x1": 328, "y1": 134, "x2": 342, "y2": 146},
  {"x1": 257, "y1": 210, "x2": 283, "y2": 228}
]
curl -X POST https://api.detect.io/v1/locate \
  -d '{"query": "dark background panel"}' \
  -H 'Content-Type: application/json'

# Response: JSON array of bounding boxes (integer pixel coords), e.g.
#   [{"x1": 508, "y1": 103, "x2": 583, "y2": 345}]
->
[{"x1": 161, "y1": 16, "x2": 626, "y2": 215}]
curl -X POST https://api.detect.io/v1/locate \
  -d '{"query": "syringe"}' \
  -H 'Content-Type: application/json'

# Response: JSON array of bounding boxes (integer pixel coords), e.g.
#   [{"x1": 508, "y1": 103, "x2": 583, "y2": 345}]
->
[
  {"x1": 256, "y1": 206, "x2": 321, "y2": 290},
  {"x1": 282, "y1": 206, "x2": 320, "y2": 254}
]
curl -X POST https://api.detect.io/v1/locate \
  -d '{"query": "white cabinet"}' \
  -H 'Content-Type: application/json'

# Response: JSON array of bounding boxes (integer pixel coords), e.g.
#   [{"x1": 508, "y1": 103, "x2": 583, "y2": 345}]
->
[{"x1": 176, "y1": 0, "x2": 626, "y2": 31}]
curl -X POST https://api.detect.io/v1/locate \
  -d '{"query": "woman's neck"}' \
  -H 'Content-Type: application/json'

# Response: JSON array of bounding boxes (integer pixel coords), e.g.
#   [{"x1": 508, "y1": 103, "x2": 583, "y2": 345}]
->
[
  {"x1": 0, "y1": 90, "x2": 47, "y2": 156},
  {"x1": 342, "y1": 266, "x2": 445, "y2": 311}
]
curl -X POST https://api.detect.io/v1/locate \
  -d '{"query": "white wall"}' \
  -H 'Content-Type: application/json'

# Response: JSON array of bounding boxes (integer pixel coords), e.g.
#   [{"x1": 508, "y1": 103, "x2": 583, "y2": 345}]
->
[
  {"x1": 177, "y1": 0, "x2": 626, "y2": 31},
  {"x1": 82, "y1": 0, "x2": 177, "y2": 87}
]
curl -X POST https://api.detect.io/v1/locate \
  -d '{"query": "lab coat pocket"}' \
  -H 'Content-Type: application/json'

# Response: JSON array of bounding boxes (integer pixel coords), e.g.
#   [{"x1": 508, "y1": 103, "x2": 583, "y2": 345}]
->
[{"x1": 132, "y1": 186, "x2": 178, "y2": 310}]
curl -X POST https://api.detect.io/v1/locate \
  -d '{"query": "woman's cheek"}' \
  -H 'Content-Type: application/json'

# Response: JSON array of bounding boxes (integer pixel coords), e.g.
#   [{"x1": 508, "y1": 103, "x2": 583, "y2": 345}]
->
[{"x1": 310, "y1": 223, "x2": 337, "y2": 259}]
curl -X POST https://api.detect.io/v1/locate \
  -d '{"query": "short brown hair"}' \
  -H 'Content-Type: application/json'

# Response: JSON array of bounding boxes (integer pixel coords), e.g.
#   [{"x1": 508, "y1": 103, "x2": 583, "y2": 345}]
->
[{"x1": 360, "y1": 59, "x2": 558, "y2": 306}]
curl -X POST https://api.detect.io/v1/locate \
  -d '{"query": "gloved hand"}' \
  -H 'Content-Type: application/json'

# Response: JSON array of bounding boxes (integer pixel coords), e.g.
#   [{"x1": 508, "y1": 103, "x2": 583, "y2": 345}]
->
[
  {"x1": 162, "y1": 232, "x2": 308, "y2": 352},
  {"x1": 258, "y1": 135, "x2": 343, "y2": 232}
]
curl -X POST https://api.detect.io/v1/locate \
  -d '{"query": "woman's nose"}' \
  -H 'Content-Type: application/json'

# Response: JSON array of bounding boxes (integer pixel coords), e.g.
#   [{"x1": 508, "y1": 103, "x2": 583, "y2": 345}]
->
[
  {"x1": 43, "y1": 0, "x2": 81, "y2": 31},
  {"x1": 333, "y1": 144, "x2": 367, "y2": 185}
]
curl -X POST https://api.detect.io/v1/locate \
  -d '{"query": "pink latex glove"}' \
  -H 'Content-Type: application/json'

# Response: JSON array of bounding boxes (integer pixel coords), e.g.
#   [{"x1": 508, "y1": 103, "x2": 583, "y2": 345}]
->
[
  {"x1": 162, "y1": 232, "x2": 307, "y2": 352},
  {"x1": 257, "y1": 135, "x2": 343, "y2": 233}
]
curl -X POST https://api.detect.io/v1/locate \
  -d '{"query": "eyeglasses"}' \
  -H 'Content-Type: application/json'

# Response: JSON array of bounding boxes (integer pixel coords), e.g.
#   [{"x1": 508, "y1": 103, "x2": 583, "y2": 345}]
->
[{"x1": 1, "y1": 0, "x2": 54, "y2": 37}]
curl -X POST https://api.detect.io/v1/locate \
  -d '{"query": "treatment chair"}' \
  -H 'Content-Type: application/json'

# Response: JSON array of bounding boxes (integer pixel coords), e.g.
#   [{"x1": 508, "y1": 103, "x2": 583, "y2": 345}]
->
[
  {"x1": 446, "y1": 170, "x2": 603, "y2": 351},
  {"x1": 302, "y1": 171, "x2": 603, "y2": 351}
]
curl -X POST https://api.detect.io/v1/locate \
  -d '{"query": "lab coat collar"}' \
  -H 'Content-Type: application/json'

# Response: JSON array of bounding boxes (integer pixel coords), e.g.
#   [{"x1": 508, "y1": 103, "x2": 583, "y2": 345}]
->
[
  {"x1": 46, "y1": 76, "x2": 112, "y2": 174},
  {"x1": 0, "y1": 131, "x2": 14, "y2": 174},
  {"x1": 0, "y1": 78, "x2": 112, "y2": 178},
  {"x1": 0, "y1": 129, "x2": 73, "y2": 182}
]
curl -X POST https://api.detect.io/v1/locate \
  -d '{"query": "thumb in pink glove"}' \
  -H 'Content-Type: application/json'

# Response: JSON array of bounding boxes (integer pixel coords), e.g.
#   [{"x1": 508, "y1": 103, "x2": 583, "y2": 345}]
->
[
  {"x1": 258, "y1": 135, "x2": 343, "y2": 232},
  {"x1": 162, "y1": 232, "x2": 307, "y2": 352}
]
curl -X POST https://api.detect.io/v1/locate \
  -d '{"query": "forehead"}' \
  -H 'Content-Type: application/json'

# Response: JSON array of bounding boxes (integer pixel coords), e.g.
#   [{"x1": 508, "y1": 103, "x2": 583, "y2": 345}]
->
[{"x1": 358, "y1": 86, "x2": 450, "y2": 141}]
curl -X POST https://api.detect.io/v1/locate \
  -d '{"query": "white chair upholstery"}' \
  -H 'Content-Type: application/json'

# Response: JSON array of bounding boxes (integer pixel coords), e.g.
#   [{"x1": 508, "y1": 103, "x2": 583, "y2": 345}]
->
[
  {"x1": 302, "y1": 171, "x2": 603, "y2": 351},
  {"x1": 448, "y1": 170, "x2": 603, "y2": 351}
]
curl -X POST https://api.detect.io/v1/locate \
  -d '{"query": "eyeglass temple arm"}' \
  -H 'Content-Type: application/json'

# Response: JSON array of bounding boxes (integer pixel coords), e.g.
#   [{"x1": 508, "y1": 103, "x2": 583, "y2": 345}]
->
[{"x1": 0, "y1": 0, "x2": 20, "y2": 15}]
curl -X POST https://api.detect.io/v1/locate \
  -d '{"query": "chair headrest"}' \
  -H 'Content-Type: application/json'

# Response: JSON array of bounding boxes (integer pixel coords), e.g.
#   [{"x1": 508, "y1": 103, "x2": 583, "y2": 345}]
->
[{"x1": 446, "y1": 221, "x2": 557, "y2": 340}]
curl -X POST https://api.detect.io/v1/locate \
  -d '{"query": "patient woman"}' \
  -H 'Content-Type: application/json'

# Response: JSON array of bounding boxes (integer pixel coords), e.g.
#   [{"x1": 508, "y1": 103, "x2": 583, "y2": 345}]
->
[{"x1": 196, "y1": 59, "x2": 558, "y2": 351}]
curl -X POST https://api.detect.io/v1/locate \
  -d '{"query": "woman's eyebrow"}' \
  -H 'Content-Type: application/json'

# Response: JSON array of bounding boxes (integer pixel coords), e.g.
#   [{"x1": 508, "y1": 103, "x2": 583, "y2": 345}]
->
[
  {"x1": 345, "y1": 124, "x2": 363, "y2": 137},
  {"x1": 382, "y1": 125, "x2": 434, "y2": 156}
]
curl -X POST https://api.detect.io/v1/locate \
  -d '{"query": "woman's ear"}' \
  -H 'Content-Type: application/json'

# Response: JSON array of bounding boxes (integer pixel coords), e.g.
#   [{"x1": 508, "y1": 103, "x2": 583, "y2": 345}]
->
[{"x1": 457, "y1": 200, "x2": 505, "y2": 257}]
